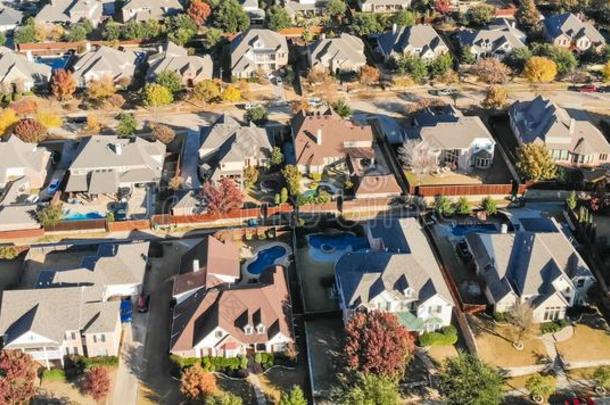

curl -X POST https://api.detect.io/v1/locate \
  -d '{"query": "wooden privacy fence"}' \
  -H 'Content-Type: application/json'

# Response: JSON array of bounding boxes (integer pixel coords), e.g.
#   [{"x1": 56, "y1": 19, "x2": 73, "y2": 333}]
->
[{"x1": 416, "y1": 183, "x2": 516, "y2": 197}]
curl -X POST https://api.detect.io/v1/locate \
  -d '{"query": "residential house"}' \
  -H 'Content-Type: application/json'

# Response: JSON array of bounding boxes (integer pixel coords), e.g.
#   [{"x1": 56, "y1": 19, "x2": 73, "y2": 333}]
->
[
  {"x1": 282, "y1": 0, "x2": 327, "y2": 22},
  {"x1": 241, "y1": 0, "x2": 265, "y2": 25},
  {"x1": 408, "y1": 107, "x2": 496, "y2": 171},
  {"x1": 170, "y1": 266, "x2": 294, "y2": 358},
  {"x1": 71, "y1": 46, "x2": 138, "y2": 87},
  {"x1": 64, "y1": 136, "x2": 166, "y2": 197},
  {"x1": 0, "y1": 5, "x2": 22, "y2": 31},
  {"x1": 35, "y1": 0, "x2": 103, "y2": 27},
  {"x1": 335, "y1": 218, "x2": 454, "y2": 332},
  {"x1": 0, "y1": 287, "x2": 121, "y2": 368},
  {"x1": 0, "y1": 47, "x2": 51, "y2": 93},
  {"x1": 35, "y1": 242, "x2": 150, "y2": 300},
  {"x1": 543, "y1": 13, "x2": 605, "y2": 52},
  {"x1": 359, "y1": 0, "x2": 412, "y2": 13},
  {"x1": 230, "y1": 29, "x2": 289, "y2": 78},
  {"x1": 466, "y1": 219, "x2": 595, "y2": 322},
  {"x1": 377, "y1": 24, "x2": 449, "y2": 62},
  {"x1": 508, "y1": 96, "x2": 610, "y2": 167},
  {"x1": 198, "y1": 115, "x2": 273, "y2": 188},
  {"x1": 173, "y1": 236, "x2": 241, "y2": 305},
  {"x1": 171, "y1": 190, "x2": 206, "y2": 216},
  {"x1": 121, "y1": 0, "x2": 183, "y2": 22},
  {"x1": 147, "y1": 42, "x2": 213, "y2": 87},
  {"x1": 0, "y1": 135, "x2": 51, "y2": 191},
  {"x1": 291, "y1": 109, "x2": 374, "y2": 174},
  {"x1": 308, "y1": 33, "x2": 367, "y2": 74},
  {"x1": 0, "y1": 204, "x2": 39, "y2": 232},
  {"x1": 456, "y1": 18, "x2": 527, "y2": 61}
]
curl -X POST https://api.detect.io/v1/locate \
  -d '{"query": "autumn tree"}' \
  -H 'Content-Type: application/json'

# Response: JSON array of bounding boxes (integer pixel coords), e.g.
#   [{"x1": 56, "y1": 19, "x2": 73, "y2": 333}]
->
[
  {"x1": 281, "y1": 164, "x2": 301, "y2": 195},
  {"x1": 0, "y1": 108, "x2": 18, "y2": 135},
  {"x1": 0, "y1": 350, "x2": 36, "y2": 405},
  {"x1": 14, "y1": 118, "x2": 46, "y2": 143},
  {"x1": 152, "y1": 124, "x2": 176, "y2": 144},
  {"x1": 86, "y1": 114, "x2": 101, "y2": 133},
  {"x1": 51, "y1": 68, "x2": 76, "y2": 101},
  {"x1": 221, "y1": 85, "x2": 241, "y2": 102},
  {"x1": 193, "y1": 79, "x2": 221, "y2": 103},
  {"x1": 37, "y1": 202, "x2": 63, "y2": 227},
  {"x1": 439, "y1": 353, "x2": 504, "y2": 405},
  {"x1": 187, "y1": 0, "x2": 211, "y2": 25},
  {"x1": 291, "y1": 98, "x2": 310, "y2": 114},
  {"x1": 155, "y1": 70, "x2": 184, "y2": 94},
  {"x1": 602, "y1": 61, "x2": 610, "y2": 82},
  {"x1": 88, "y1": 75, "x2": 116, "y2": 100},
  {"x1": 524, "y1": 56, "x2": 557, "y2": 83},
  {"x1": 83, "y1": 367, "x2": 110, "y2": 401},
  {"x1": 37, "y1": 111, "x2": 62, "y2": 128},
  {"x1": 398, "y1": 139, "x2": 437, "y2": 177},
  {"x1": 471, "y1": 58, "x2": 511, "y2": 84},
  {"x1": 359, "y1": 65, "x2": 380, "y2": 86},
  {"x1": 483, "y1": 85, "x2": 508, "y2": 109},
  {"x1": 271, "y1": 146, "x2": 284, "y2": 166},
  {"x1": 143, "y1": 83, "x2": 174, "y2": 107},
  {"x1": 202, "y1": 178, "x2": 244, "y2": 215},
  {"x1": 243, "y1": 165, "x2": 259, "y2": 189},
  {"x1": 516, "y1": 0, "x2": 541, "y2": 33},
  {"x1": 525, "y1": 374, "x2": 556, "y2": 402},
  {"x1": 516, "y1": 143, "x2": 557, "y2": 181},
  {"x1": 180, "y1": 364, "x2": 217, "y2": 400},
  {"x1": 508, "y1": 302, "x2": 535, "y2": 350},
  {"x1": 434, "y1": 0, "x2": 452, "y2": 14},
  {"x1": 344, "y1": 311, "x2": 414, "y2": 378}
]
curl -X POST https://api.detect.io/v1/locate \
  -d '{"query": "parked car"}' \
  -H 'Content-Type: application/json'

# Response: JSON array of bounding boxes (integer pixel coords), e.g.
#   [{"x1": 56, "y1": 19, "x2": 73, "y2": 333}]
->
[
  {"x1": 137, "y1": 293, "x2": 150, "y2": 313},
  {"x1": 430, "y1": 88, "x2": 458, "y2": 96},
  {"x1": 456, "y1": 240, "x2": 472, "y2": 262},
  {"x1": 120, "y1": 298, "x2": 133, "y2": 323},
  {"x1": 26, "y1": 194, "x2": 39, "y2": 203},
  {"x1": 275, "y1": 77, "x2": 283, "y2": 86},
  {"x1": 47, "y1": 179, "x2": 60, "y2": 193},
  {"x1": 308, "y1": 97, "x2": 322, "y2": 107},
  {"x1": 578, "y1": 84, "x2": 598, "y2": 93}
]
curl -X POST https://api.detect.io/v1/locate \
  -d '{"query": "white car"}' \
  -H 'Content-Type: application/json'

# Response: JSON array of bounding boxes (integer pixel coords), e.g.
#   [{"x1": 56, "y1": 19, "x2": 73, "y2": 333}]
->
[{"x1": 275, "y1": 77, "x2": 283, "y2": 85}]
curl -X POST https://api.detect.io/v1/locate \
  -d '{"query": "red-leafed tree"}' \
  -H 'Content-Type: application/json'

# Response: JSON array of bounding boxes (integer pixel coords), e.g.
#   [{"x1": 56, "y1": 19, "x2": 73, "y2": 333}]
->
[
  {"x1": 187, "y1": 0, "x2": 211, "y2": 25},
  {"x1": 0, "y1": 350, "x2": 37, "y2": 404},
  {"x1": 344, "y1": 311, "x2": 415, "y2": 378},
  {"x1": 434, "y1": 0, "x2": 452, "y2": 14},
  {"x1": 51, "y1": 68, "x2": 76, "y2": 101},
  {"x1": 83, "y1": 367, "x2": 111, "y2": 401},
  {"x1": 202, "y1": 178, "x2": 244, "y2": 215},
  {"x1": 180, "y1": 364, "x2": 217, "y2": 400},
  {"x1": 14, "y1": 118, "x2": 46, "y2": 143}
]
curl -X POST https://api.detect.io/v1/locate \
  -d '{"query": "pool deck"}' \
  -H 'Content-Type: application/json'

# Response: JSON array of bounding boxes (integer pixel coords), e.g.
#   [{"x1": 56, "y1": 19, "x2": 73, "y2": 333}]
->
[{"x1": 241, "y1": 241, "x2": 292, "y2": 280}]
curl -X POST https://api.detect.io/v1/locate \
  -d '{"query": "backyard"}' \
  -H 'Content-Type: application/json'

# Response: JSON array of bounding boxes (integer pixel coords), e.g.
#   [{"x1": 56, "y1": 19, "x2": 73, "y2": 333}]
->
[
  {"x1": 556, "y1": 322, "x2": 610, "y2": 365},
  {"x1": 305, "y1": 317, "x2": 344, "y2": 402}
]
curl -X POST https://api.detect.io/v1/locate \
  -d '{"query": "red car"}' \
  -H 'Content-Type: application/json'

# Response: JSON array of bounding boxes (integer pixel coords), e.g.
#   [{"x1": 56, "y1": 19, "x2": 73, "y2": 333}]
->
[
  {"x1": 137, "y1": 293, "x2": 150, "y2": 313},
  {"x1": 578, "y1": 84, "x2": 598, "y2": 93}
]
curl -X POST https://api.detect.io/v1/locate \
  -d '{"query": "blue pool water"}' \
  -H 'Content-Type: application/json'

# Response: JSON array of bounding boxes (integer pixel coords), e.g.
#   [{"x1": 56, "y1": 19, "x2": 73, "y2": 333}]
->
[
  {"x1": 247, "y1": 245, "x2": 288, "y2": 275},
  {"x1": 35, "y1": 55, "x2": 72, "y2": 70},
  {"x1": 63, "y1": 212, "x2": 105, "y2": 221},
  {"x1": 308, "y1": 233, "x2": 370, "y2": 252},
  {"x1": 450, "y1": 224, "x2": 498, "y2": 236}
]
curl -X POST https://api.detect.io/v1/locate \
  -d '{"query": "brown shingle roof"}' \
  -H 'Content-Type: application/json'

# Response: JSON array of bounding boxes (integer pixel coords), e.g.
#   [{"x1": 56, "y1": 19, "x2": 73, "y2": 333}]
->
[
  {"x1": 292, "y1": 109, "x2": 374, "y2": 167},
  {"x1": 170, "y1": 266, "x2": 293, "y2": 352}
]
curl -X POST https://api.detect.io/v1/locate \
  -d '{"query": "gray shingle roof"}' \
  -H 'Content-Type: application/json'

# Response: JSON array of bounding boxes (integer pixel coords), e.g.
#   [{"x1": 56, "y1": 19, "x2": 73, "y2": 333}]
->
[
  {"x1": 0, "y1": 47, "x2": 51, "y2": 86},
  {"x1": 337, "y1": 218, "x2": 453, "y2": 308},
  {"x1": 0, "y1": 287, "x2": 119, "y2": 346},
  {"x1": 544, "y1": 13, "x2": 605, "y2": 46},
  {"x1": 230, "y1": 29, "x2": 288, "y2": 75},
  {"x1": 0, "y1": 135, "x2": 50, "y2": 186},
  {"x1": 0, "y1": 6, "x2": 22, "y2": 27},
  {"x1": 35, "y1": 0, "x2": 102, "y2": 24},
  {"x1": 308, "y1": 33, "x2": 366, "y2": 70},
  {"x1": 72, "y1": 46, "x2": 137, "y2": 84},
  {"x1": 147, "y1": 42, "x2": 213, "y2": 83},
  {"x1": 377, "y1": 24, "x2": 448, "y2": 58},
  {"x1": 456, "y1": 19, "x2": 527, "y2": 57},
  {"x1": 416, "y1": 116, "x2": 495, "y2": 150},
  {"x1": 122, "y1": 0, "x2": 183, "y2": 21}
]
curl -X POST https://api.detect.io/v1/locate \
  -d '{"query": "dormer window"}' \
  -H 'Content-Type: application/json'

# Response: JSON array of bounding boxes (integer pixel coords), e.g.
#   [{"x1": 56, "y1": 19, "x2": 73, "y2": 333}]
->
[
  {"x1": 256, "y1": 324, "x2": 265, "y2": 334},
  {"x1": 244, "y1": 325, "x2": 254, "y2": 335}
]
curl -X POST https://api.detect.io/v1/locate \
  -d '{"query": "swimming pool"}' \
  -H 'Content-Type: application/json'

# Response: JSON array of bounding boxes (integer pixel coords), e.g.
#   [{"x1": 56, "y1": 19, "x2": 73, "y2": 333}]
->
[
  {"x1": 63, "y1": 211, "x2": 105, "y2": 221},
  {"x1": 449, "y1": 224, "x2": 498, "y2": 236},
  {"x1": 307, "y1": 232, "x2": 370, "y2": 253},
  {"x1": 35, "y1": 55, "x2": 72, "y2": 71},
  {"x1": 246, "y1": 245, "x2": 288, "y2": 275}
]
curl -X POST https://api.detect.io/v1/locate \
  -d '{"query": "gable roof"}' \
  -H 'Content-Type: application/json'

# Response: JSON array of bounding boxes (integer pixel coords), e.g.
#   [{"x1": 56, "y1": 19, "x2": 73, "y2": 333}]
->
[
  {"x1": 337, "y1": 218, "x2": 454, "y2": 307},
  {"x1": 72, "y1": 46, "x2": 137, "y2": 83},
  {"x1": 544, "y1": 13, "x2": 605, "y2": 45},
  {"x1": 308, "y1": 33, "x2": 366, "y2": 69},
  {"x1": 122, "y1": 0, "x2": 183, "y2": 20},
  {"x1": 199, "y1": 114, "x2": 273, "y2": 179},
  {"x1": 415, "y1": 116, "x2": 495, "y2": 150},
  {"x1": 0, "y1": 6, "x2": 22, "y2": 26},
  {"x1": 35, "y1": 0, "x2": 102, "y2": 24},
  {"x1": 466, "y1": 224, "x2": 593, "y2": 305},
  {"x1": 170, "y1": 266, "x2": 293, "y2": 352},
  {"x1": 0, "y1": 287, "x2": 119, "y2": 347},
  {"x1": 292, "y1": 109, "x2": 374, "y2": 167},
  {"x1": 456, "y1": 19, "x2": 527, "y2": 56},
  {"x1": 0, "y1": 47, "x2": 51, "y2": 85},
  {"x1": 377, "y1": 24, "x2": 448, "y2": 58},
  {"x1": 147, "y1": 41, "x2": 213, "y2": 82},
  {"x1": 0, "y1": 135, "x2": 50, "y2": 185},
  {"x1": 230, "y1": 29, "x2": 288, "y2": 74},
  {"x1": 36, "y1": 242, "x2": 150, "y2": 289}
]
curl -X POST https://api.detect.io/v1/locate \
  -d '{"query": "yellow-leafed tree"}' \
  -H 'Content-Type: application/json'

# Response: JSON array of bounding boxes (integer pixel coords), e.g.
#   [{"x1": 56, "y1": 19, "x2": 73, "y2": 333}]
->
[
  {"x1": 0, "y1": 108, "x2": 19, "y2": 135},
  {"x1": 523, "y1": 56, "x2": 557, "y2": 83}
]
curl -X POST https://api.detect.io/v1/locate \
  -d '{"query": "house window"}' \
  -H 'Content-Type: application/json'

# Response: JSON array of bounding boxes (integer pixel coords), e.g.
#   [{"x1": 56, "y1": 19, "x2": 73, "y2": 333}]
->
[
  {"x1": 385, "y1": 302, "x2": 392, "y2": 311},
  {"x1": 215, "y1": 331, "x2": 223, "y2": 338},
  {"x1": 256, "y1": 324, "x2": 265, "y2": 334},
  {"x1": 601, "y1": 154, "x2": 608, "y2": 161},
  {"x1": 65, "y1": 347, "x2": 71, "y2": 355},
  {"x1": 71, "y1": 332, "x2": 76, "y2": 340},
  {"x1": 543, "y1": 306, "x2": 562, "y2": 321},
  {"x1": 244, "y1": 326, "x2": 253, "y2": 335},
  {"x1": 577, "y1": 279, "x2": 585, "y2": 288},
  {"x1": 100, "y1": 334, "x2": 106, "y2": 343},
  {"x1": 93, "y1": 335, "x2": 97, "y2": 343},
  {"x1": 475, "y1": 157, "x2": 490, "y2": 168}
]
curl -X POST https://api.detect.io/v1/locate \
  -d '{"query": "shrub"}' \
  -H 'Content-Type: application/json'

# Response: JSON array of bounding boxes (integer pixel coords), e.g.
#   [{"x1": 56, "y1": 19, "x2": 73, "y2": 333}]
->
[
  {"x1": 540, "y1": 320, "x2": 568, "y2": 335},
  {"x1": 200, "y1": 356, "x2": 249, "y2": 372},
  {"x1": 419, "y1": 325, "x2": 458, "y2": 346},
  {"x1": 493, "y1": 312, "x2": 509, "y2": 322},
  {"x1": 254, "y1": 352, "x2": 274, "y2": 368},
  {"x1": 41, "y1": 368, "x2": 66, "y2": 381},
  {"x1": 14, "y1": 118, "x2": 46, "y2": 143},
  {"x1": 0, "y1": 245, "x2": 18, "y2": 259}
]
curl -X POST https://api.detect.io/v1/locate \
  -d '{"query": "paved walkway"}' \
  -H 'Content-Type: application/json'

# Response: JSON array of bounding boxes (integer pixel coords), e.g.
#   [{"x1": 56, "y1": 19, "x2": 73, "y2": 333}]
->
[
  {"x1": 246, "y1": 374, "x2": 267, "y2": 405},
  {"x1": 540, "y1": 335, "x2": 569, "y2": 389}
]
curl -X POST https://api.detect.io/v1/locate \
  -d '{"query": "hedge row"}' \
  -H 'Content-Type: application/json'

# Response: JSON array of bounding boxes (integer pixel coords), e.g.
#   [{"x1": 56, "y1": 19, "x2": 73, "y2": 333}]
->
[
  {"x1": 254, "y1": 352, "x2": 274, "y2": 368},
  {"x1": 540, "y1": 320, "x2": 568, "y2": 335},
  {"x1": 202, "y1": 356, "x2": 249, "y2": 372},
  {"x1": 419, "y1": 326, "x2": 458, "y2": 346}
]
